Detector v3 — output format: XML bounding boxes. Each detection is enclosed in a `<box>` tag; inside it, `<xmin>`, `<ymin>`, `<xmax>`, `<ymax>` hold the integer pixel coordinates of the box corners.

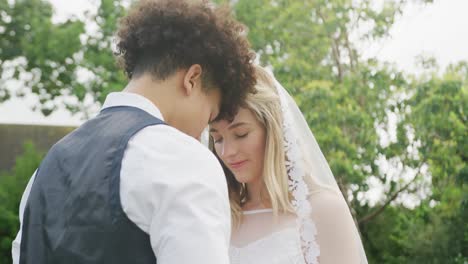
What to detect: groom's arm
<box><xmin>11</xmin><ymin>170</ymin><xmax>37</xmax><ymax>264</ymax></box>
<box><xmin>120</xmin><ymin>125</ymin><xmax>231</xmax><ymax>264</ymax></box>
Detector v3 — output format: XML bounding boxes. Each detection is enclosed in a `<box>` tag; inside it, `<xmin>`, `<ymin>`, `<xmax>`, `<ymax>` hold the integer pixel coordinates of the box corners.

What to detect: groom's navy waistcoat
<box><xmin>19</xmin><ymin>106</ymin><xmax>164</xmax><ymax>264</ymax></box>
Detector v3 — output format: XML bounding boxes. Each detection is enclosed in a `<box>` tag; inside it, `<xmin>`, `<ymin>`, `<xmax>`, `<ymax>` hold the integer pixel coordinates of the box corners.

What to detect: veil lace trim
<box><xmin>274</xmin><ymin>80</ymin><xmax>320</xmax><ymax>264</ymax></box>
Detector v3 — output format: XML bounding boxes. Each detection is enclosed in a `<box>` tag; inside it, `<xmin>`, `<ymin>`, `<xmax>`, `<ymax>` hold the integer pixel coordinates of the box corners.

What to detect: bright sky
<box><xmin>0</xmin><ymin>0</ymin><xmax>467</xmax><ymax>126</ymax></box>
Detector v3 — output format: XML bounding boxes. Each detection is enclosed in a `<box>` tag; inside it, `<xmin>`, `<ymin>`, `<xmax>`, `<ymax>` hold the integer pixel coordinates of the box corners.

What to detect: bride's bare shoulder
<box><xmin>307</xmin><ymin>189</ymin><xmax>362</xmax><ymax>263</ymax></box>
<box><xmin>307</xmin><ymin>189</ymin><xmax>352</xmax><ymax>220</ymax></box>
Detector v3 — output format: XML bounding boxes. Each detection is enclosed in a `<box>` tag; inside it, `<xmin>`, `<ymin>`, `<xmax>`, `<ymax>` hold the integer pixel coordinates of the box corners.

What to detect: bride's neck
<box><xmin>243</xmin><ymin>178</ymin><xmax>271</xmax><ymax>210</ymax></box>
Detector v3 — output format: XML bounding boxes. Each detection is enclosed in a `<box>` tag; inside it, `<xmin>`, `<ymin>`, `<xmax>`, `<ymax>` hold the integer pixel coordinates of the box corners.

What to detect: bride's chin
<box><xmin>233</xmin><ymin>174</ymin><xmax>250</xmax><ymax>184</ymax></box>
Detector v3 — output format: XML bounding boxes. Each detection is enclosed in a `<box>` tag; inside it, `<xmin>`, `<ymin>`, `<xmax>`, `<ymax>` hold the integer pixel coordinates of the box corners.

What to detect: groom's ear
<box><xmin>183</xmin><ymin>64</ymin><xmax>203</xmax><ymax>96</ymax></box>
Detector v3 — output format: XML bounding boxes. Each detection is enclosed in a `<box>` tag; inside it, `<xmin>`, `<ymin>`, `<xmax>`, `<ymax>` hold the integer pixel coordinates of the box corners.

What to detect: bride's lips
<box><xmin>229</xmin><ymin>160</ymin><xmax>248</xmax><ymax>170</ymax></box>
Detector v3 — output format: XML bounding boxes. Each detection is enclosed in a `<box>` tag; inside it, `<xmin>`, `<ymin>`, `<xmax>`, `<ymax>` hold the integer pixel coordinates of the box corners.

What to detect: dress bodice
<box><xmin>229</xmin><ymin>227</ymin><xmax>306</xmax><ymax>264</ymax></box>
<box><xmin>229</xmin><ymin>209</ymin><xmax>306</xmax><ymax>264</ymax></box>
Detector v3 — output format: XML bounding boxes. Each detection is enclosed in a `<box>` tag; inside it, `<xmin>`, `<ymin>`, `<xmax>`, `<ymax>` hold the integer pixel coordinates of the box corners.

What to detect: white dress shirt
<box><xmin>12</xmin><ymin>92</ymin><xmax>231</xmax><ymax>264</ymax></box>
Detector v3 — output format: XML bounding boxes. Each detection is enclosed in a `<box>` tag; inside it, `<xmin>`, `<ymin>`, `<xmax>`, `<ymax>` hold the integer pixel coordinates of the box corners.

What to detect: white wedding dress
<box><xmin>228</xmin><ymin>190</ymin><xmax>368</xmax><ymax>264</ymax></box>
<box><xmin>229</xmin><ymin>209</ymin><xmax>306</xmax><ymax>264</ymax></box>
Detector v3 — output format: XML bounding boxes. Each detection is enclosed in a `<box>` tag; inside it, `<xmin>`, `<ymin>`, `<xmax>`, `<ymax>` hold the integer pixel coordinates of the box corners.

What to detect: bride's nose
<box><xmin>220</xmin><ymin>140</ymin><xmax>237</xmax><ymax>158</ymax></box>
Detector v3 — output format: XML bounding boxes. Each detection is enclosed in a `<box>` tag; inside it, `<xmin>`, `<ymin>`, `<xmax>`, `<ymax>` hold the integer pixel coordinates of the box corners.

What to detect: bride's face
<box><xmin>209</xmin><ymin>107</ymin><xmax>266</xmax><ymax>184</ymax></box>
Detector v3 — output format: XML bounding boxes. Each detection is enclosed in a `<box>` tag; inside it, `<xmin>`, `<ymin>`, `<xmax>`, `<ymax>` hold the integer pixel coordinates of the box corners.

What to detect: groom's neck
<box><xmin>123</xmin><ymin>73</ymin><xmax>183</xmax><ymax>124</ymax></box>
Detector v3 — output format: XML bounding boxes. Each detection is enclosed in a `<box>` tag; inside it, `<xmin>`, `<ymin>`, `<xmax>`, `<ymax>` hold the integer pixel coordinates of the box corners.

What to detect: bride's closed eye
<box><xmin>211</xmin><ymin>132</ymin><xmax>249</xmax><ymax>144</ymax></box>
<box><xmin>236</xmin><ymin>133</ymin><xmax>249</xmax><ymax>139</ymax></box>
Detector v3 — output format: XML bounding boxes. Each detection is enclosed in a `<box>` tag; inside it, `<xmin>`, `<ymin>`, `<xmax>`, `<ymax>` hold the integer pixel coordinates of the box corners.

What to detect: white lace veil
<box><xmin>270</xmin><ymin>71</ymin><xmax>368</xmax><ymax>264</ymax></box>
<box><xmin>202</xmin><ymin>69</ymin><xmax>368</xmax><ymax>264</ymax></box>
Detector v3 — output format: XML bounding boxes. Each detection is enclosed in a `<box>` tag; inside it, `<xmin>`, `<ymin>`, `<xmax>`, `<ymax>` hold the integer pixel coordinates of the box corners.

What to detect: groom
<box><xmin>12</xmin><ymin>0</ymin><xmax>256</xmax><ymax>263</ymax></box>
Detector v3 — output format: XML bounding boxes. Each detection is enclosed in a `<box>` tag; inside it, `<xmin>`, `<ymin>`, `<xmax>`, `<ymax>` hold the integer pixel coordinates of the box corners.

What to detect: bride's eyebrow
<box><xmin>227</xmin><ymin>122</ymin><xmax>248</xmax><ymax>130</ymax></box>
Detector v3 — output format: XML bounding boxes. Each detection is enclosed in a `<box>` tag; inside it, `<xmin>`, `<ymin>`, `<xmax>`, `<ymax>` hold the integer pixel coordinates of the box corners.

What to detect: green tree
<box><xmin>358</xmin><ymin>62</ymin><xmax>467</xmax><ymax>263</ymax></box>
<box><xmin>67</xmin><ymin>0</ymin><xmax>127</xmax><ymax>115</ymax></box>
<box><xmin>406</xmin><ymin>63</ymin><xmax>467</xmax><ymax>263</ymax></box>
<box><xmin>0</xmin><ymin>0</ymin><xmax>85</xmax><ymax>115</ymax></box>
<box><xmin>0</xmin><ymin>0</ymin><xmax>126</xmax><ymax>116</ymax></box>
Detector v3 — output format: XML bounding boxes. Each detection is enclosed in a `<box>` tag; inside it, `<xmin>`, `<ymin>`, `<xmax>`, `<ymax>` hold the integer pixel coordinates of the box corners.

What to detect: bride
<box><xmin>208</xmin><ymin>65</ymin><xmax>368</xmax><ymax>264</ymax></box>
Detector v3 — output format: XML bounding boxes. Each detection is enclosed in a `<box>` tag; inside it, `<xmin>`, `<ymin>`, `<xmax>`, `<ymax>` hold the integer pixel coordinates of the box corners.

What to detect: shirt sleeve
<box><xmin>120</xmin><ymin>125</ymin><xmax>231</xmax><ymax>264</ymax></box>
<box><xmin>12</xmin><ymin>170</ymin><xmax>37</xmax><ymax>264</ymax></box>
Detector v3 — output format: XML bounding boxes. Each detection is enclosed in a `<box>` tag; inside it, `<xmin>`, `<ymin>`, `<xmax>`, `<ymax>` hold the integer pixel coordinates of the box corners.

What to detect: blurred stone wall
<box><xmin>0</xmin><ymin>124</ymin><xmax>76</xmax><ymax>172</ymax></box>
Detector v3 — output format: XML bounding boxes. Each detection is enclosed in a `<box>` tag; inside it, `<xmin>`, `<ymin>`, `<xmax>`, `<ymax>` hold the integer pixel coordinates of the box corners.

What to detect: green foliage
<box><xmin>359</xmin><ymin>64</ymin><xmax>468</xmax><ymax>263</ymax></box>
<box><xmin>0</xmin><ymin>142</ymin><xmax>43</xmax><ymax>263</ymax></box>
<box><xmin>73</xmin><ymin>0</ymin><xmax>127</xmax><ymax>107</ymax></box>
<box><xmin>362</xmin><ymin>192</ymin><xmax>467</xmax><ymax>263</ymax></box>
<box><xmin>0</xmin><ymin>0</ymin><xmax>85</xmax><ymax>115</ymax></box>
<box><xmin>0</xmin><ymin>0</ymin><xmax>126</xmax><ymax>116</ymax></box>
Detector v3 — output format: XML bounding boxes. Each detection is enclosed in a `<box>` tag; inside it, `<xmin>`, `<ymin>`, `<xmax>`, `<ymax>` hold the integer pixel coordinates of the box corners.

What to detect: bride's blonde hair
<box><xmin>211</xmin><ymin>65</ymin><xmax>294</xmax><ymax>226</ymax></box>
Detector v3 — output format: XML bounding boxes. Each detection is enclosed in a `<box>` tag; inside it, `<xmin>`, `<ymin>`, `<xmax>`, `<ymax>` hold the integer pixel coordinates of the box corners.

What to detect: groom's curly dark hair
<box><xmin>115</xmin><ymin>0</ymin><xmax>257</xmax><ymax>121</ymax></box>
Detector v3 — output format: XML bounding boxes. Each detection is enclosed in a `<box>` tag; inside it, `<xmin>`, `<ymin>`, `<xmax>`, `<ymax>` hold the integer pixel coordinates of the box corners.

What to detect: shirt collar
<box><xmin>101</xmin><ymin>92</ymin><xmax>165</xmax><ymax>121</ymax></box>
